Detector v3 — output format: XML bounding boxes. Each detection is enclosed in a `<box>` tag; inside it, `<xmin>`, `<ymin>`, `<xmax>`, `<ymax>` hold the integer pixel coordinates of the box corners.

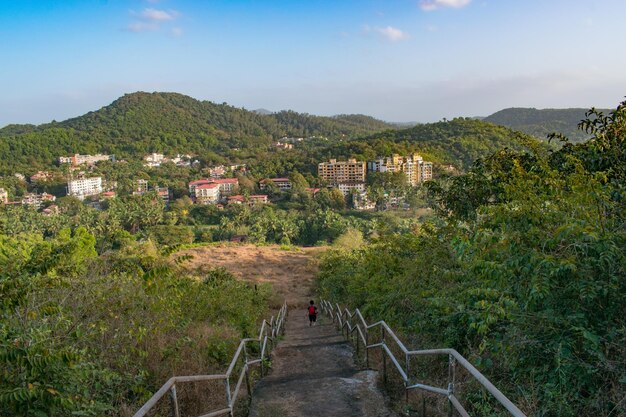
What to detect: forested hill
<box><xmin>484</xmin><ymin>107</ymin><xmax>612</xmax><ymax>143</ymax></box>
<box><xmin>330</xmin><ymin>117</ymin><xmax>542</xmax><ymax>170</ymax></box>
<box><xmin>0</xmin><ymin>92</ymin><xmax>394</xmax><ymax>172</ymax></box>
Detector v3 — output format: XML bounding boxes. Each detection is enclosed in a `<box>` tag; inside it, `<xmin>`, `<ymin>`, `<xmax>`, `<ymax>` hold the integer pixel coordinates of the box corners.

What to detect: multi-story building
<box><xmin>67</xmin><ymin>177</ymin><xmax>103</xmax><ymax>200</ymax></box>
<box><xmin>134</xmin><ymin>179</ymin><xmax>149</xmax><ymax>195</ymax></box>
<box><xmin>211</xmin><ymin>178</ymin><xmax>238</xmax><ymax>196</ymax></box>
<box><xmin>21</xmin><ymin>192</ymin><xmax>56</xmax><ymax>208</ymax></box>
<box><xmin>318</xmin><ymin>159</ymin><xmax>366</xmax><ymax>184</ymax></box>
<box><xmin>59</xmin><ymin>154</ymin><xmax>113</xmax><ymax>166</ymax></box>
<box><xmin>155</xmin><ymin>187</ymin><xmax>170</xmax><ymax>203</ymax></box>
<box><xmin>368</xmin><ymin>153</ymin><xmax>433</xmax><ymax>185</ymax></box>
<box><xmin>0</xmin><ymin>188</ymin><xmax>8</xmax><ymax>204</ymax></box>
<box><xmin>195</xmin><ymin>183</ymin><xmax>220</xmax><ymax>204</ymax></box>
<box><xmin>337</xmin><ymin>182</ymin><xmax>366</xmax><ymax>196</ymax></box>
<box><xmin>189</xmin><ymin>178</ymin><xmax>239</xmax><ymax>202</ymax></box>
<box><xmin>259</xmin><ymin>178</ymin><xmax>292</xmax><ymax>191</ymax></box>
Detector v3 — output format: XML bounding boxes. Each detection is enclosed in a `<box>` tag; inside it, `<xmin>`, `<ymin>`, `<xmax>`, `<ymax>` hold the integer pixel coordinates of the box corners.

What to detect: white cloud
<box><xmin>127</xmin><ymin>8</ymin><xmax>181</xmax><ymax>34</ymax></box>
<box><xmin>139</xmin><ymin>8</ymin><xmax>179</xmax><ymax>22</ymax></box>
<box><xmin>127</xmin><ymin>21</ymin><xmax>158</xmax><ymax>32</ymax></box>
<box><xmin>419</xmin><ymin>0</ymin><xmax>471</xmax><ymax>11</ymax></box>
<box><xmin>367</xmin><ymin>26</ymin><xmax>409</xmax><ymax>42</ymax></box>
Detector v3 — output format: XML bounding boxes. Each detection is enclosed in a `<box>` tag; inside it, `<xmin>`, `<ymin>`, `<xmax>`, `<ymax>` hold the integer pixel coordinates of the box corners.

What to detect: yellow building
<box><xmin>318</xmin><ymin>158</ymin><xmax>366</xmax><ymax>184</ymax></box>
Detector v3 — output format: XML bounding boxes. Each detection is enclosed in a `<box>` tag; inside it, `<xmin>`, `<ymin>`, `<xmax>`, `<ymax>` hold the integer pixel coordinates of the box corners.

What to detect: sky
<box><xmin>1</xmin><ymin>0</ymin><xmax>625</xmax><ymax>126</ymax></box>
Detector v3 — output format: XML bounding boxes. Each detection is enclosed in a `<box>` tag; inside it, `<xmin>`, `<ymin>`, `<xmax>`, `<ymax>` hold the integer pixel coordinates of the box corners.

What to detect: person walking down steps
<box><xmin>307</xmin><ymin>300</ymin><xmax>318</xmax><ymax>326</ymax></box>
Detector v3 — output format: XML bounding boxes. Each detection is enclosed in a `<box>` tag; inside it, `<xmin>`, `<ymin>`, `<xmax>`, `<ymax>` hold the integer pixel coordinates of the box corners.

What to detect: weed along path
<box><xmin>249</xmin><ymin>313</ymin><xmax>398</xmax><ymax>417</ymax></box>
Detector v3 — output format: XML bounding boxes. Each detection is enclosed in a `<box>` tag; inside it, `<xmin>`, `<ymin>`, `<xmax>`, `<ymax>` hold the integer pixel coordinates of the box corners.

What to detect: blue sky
<box><xmin>1</xmin><ymin>0</ymin><xmax>625</xmax><ymax>126</ymax></box>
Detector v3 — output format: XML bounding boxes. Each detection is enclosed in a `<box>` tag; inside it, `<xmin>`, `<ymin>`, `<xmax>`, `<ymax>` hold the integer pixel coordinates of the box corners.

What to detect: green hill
<box><xmin>484</xmin><ymin>107</ymin><xmax>612</xmax><ymax>143</ymax></box>
<box><xmin>324</xmin><ymin>117</ymin><xmax>542</xmax><ymax>170</ymax></box>
<box><xmin>0</xmin><ymin>92</ymin><xmax>393</xmax><ymax>173</ymax></box>
<box><xmin>0</xmin><ymin>93</ymin><xmax>547</xmax><ymax>176</ymax></box>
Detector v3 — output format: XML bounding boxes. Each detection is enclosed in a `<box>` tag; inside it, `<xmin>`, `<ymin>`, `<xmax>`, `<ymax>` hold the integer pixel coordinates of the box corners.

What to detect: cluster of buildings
<box><xmin>188</xmin><ymin>177</ymin><xmax>269</xmax><ymax>207</ymax></box>
<box><xmin>367</xmin><ymin>153</ymin><xmax>433</xmax><ymax>186</ymax></box>
<box><xmin>317</xmin><ymin>153</ymin><xmax>433</xmax><ymax>197</ymax></box>
<box><xmin>58</xmin><ymin>154</ymin><xmax>115</xmax><ymax>166</ymax></box>
<box><xmin>143</xmin><ymin>153</ymin><xmax>197</xmax><ymax>168</ymax></box>
<box><xmin>134</xmin><ymin>179</ymin><xmax>170</xmax><ymax>203</ymax></box>
<box><xmin>0</xmin><ymin>187</ymin><xmax>57</xmax><ymax>209</ymax></box>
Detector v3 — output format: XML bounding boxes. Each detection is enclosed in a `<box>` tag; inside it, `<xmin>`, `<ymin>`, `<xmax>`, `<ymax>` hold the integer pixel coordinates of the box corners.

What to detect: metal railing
<box><xmin>133</xmin><ymin>302</ymin><xmax>287</xmax><ymax>417</ymax></box>
<box><xmin>320</xmin><ymin>300</ymin><xmax>526</xmax><ymax>417</ymax></box>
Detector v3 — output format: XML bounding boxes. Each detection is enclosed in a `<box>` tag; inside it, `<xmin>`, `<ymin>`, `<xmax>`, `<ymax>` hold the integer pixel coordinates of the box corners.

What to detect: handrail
<box><xmin>133</xmin><ymin>302</ymin><xmax>287</xmax><ymax>417</ymax></box>
<box><xmin>320</xmin><ymin>300</ymin><xmax>526</xmax><ymax>417</ymax></box>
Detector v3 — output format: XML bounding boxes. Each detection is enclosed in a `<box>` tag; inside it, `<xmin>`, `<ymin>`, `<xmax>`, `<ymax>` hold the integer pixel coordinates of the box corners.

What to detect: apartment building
<box><xmin>195</xmin><ymin>183</ymin><xmax>220</xmax><ymax>204</ymax></box>
<box><xmin>368</xmin><ymin>153</ymin><xmax>433</xmax><ymax>186</ymax></box>
<box><xmin>59</xmin><ymin>154</ymin><xmax>113</xmax><ymax>166</ymax></box>
<box><xmin>67</xmin><ymin>177</ymin><xmax>103</xmax><ymax>199</ymax></box>
<box><xmin>318</xmin><ymin>159</ymin><xmax>366</xmax><ymax>184</ymax></box>
<box><xmin>0</xmin><ymin>188</ymin><xmax>8</xmax><ymax>204</ymax></box>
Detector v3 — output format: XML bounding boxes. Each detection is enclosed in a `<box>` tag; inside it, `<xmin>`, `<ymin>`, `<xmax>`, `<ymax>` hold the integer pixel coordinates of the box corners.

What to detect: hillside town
<box><xmin>0</xmin><ymin>150</ymin><xmax>434</xmax><ymax>211</ymax></box>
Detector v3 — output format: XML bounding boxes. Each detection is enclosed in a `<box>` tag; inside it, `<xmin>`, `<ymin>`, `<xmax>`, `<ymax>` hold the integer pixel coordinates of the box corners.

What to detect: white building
<box><xmin>21</xmin><ymin>192</ymin><xmax>56</xmax><ymax>208</ymax></box>
<box><xmin>67</xmin><ymin>177</ymin><xmax>103</xmax><ymax>200</ymax></box>
<box><xmin>337</xmin><ymin>182</ymin><xmax>366</xmax><ymax>196</ymax></box>
<box><xmin>195</xmin><ymin>183</ymin><xmax>220</xmax><ymax>204</ymax></box>
<box><xmin>0</xmin><ymin>188</ymin><xmax>8</xmax><ymax>204</ymax></box>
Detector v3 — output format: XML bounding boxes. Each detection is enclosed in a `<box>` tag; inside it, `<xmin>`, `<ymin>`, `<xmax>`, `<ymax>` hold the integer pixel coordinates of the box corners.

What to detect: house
<box><xmin>249</xmin><ymin>194</ymin><xmax>268</xmax><ymax>204</ymax></box>
<box><xmin>227</xmin><ymin>195</ymin><xmax>246</xmax><ymax>205</ymax></box>
<box><xmin>101</xmin><ymin>191</ymin><xmax>116</xmax><ymax>199</ymax></box>
<box><xmin>305</xmin><ymin>187</ymin><xmax>321</xmax><ymax>196</ymax></box>
<box><xmin>42</xmin><ymin>204</ymin><xmax>59</xmax><ymax>216</ymax></box>
<box><xmin>30</xmin><ymin>171</ymin><xmax>54</xmax><ymax>183</ymax></box>
<box><xmin>259</xmin><ymin>178</ymin><xmax>292</xmax><ymax>191</ymax></box>
<box><xmin>0</xmin><ymin>188</ymin><xmax>7</xmax><ymax>204</ymax></box>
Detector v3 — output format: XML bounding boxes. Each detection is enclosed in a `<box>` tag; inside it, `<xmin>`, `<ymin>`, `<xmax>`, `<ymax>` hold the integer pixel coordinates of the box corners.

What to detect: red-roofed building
<box><xmin>249</xmin><ymin>194</ymin><xmax>269</xmax><ymax>204</ymax></box>
<box><xmin>195</xmin><ymin>183</ymin><xmax>220</xmax><ymax>204</ymax></box>
<box><xmin>305</xmin><ymin>187</ymin><xmax>321</xmax><ymax>195</ymax></box>
<box><xmin>259</xmin><ymin>178</ymin><xmax>291</xmax><ymax>191</ymax></box>
<box><xmin>189</xmin><ymin>177</ymin><xmax>239</xmax><ymax>202</ymax></box>
<box><xmin>227</xmin><ymin>195</ymin><xmax>246</xmax><ymax>205</ymax></box>
<box><xmin>101</xmin><ymin>191</ymin><xmax>116</xmax><ymax>199</ymax></box>
<box><xmin>210</xmin><ymin>178</ymin><xmax>239</xmax><ymax>195</ymax></box>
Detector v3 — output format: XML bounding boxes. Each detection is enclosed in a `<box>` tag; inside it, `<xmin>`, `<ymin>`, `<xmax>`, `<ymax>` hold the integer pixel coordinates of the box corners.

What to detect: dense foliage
<box><xmin>0</xmin><ymin>207</ymin><xmax>274</xmax><ymax>416</ymax></box>
<box><xmin>484</xmin><ymin>107</ymin><xmax>611</xmax><ymax>143</ymax></box>
<box><xmin>318</xmin><ymin>103</ymin><xmax>626</xmax><ymax>416</ymax></box>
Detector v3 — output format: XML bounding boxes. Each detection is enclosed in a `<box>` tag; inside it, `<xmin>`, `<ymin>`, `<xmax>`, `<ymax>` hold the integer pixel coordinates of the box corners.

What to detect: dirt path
<box><xmin>178</xmin><ymin>244</ymin><xmax>325</xmax><ymax>307</ymax></box>
<box><xmin>249</xmin><ymin>313</ymin><xmax>398</xmax><ymax>417</ymax></box>
<box><xmin>177</xmin><ymin>244</ymin><xmax>397</xmax><ymax>416</ymax></box>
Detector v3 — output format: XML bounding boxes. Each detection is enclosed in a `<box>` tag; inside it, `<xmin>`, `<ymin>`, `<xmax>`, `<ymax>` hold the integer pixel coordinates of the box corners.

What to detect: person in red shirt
<box><xmin>307</xmin><ymin>300</ymin><xmax>318</xmax><ymax>326</ymax></box>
